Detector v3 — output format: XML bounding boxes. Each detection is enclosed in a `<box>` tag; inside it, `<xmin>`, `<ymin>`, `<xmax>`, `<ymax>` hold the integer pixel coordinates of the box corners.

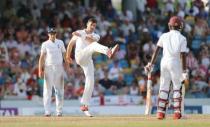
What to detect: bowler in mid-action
<box><xmin>66</xmin><ymin>18</ymin><xmax>119</xmax><ymax>117</ymax></box>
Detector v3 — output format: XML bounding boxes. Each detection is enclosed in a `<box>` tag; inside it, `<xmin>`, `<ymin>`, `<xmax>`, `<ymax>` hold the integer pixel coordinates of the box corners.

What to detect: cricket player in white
<box><xmin>66</xmin><ymin>18</ymin><xmax>119</xmax><ymax>117</ymax></box>
<box><xmin>38</xmin><ymin>27</ymin><xmax>67</xmax><ymax>117</ymax></box>
<box><xmin>145</xmin><ymin>16</ymin><xmax>189</xmax><ymax>120</ymax></box>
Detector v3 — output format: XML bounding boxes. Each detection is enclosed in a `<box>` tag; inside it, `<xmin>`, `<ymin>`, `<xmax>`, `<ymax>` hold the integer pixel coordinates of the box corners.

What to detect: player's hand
<box><xmin>144</xmin><ymin>62</ymin><xmax>154</xmax><ymax>74</ymax></box>
<box><xmin>182</xmin><ymin>70</ymin><xmax>189</xmax><ymax>80</ymax></box>
<box><xmin>38</xmin><ymin>69</ymin><xmax>44</xmax><ymax>78</ymax></box>
<box><xmin>64</xmin><ymin>63</ymin><xmax>73</xmax><ymax>75</ymax></box>
<box><xmin>66</xmin><ymin>55</ymin><xmax>73</xmax><ymax>64</ymax></box>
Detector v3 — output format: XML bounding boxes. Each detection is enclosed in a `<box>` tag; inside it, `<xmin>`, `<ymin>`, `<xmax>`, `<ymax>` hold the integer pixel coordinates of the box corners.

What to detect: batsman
<box><xmin>145</xmin><ymin>16</ymin><xmax>189</xmax><ymax>120</ymax></box>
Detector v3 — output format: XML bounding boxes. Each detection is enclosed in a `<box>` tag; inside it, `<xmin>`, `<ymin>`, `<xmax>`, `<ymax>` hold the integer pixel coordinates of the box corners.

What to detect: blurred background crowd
<box><xmin>0</xmin><ymin>0</ymin><xmax>209</xmax><ymax>101</ymax></box>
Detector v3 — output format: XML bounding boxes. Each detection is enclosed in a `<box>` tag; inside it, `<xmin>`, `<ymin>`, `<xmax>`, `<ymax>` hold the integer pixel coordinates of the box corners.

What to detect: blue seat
<box><xmin>120</xmin><ymin>44</ymin><xmax>126</xmax><ymax>51</ymax></box>
<box><xmin>93</xmin><ymin>54</ymin><xmax>103</xmax><ymax>64</ymax></box>
<box><xmin>194</xmin><ymin>35</ymin><xmax>202</xmax><ymax>40</ymax></box>
<box><xmin>206</xmin><ymin>35</ymin><xmax>210</xmax><ymax>40</ymax></box>
<box><xmin>124</xmin><ymin>74</ymin><xmax>134</xmax><ymax>85</ymax></box>
<box><xmin>108</xmin><ymin>62</ymin><xmax>114</xmax><ymax>69</ymax></box>
<box><xmin>191</xmin><ymin>39</ymin><xmax>201</xmax><ymax>50</ymax></box>
<box><xmin>206</xmin><ymin>35</ymin><xmax>210</xmax><ymax>45</ymax></box>
<box><xmin>119</xmin><ymin>59</ymin><xmax>129</xmax><ymax>68</ymax></box>
<box><xmin>191</xmin><ymin>39</ymin><xmax>202</xmax><ymax>54</ymax></box>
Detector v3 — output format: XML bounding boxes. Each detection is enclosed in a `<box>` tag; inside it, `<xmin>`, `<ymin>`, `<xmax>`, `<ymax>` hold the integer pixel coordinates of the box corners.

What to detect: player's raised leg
<box><xmin>76</xmin><ymin>42</ymin><xmax>119</xmax><ymax>65</ymax></box>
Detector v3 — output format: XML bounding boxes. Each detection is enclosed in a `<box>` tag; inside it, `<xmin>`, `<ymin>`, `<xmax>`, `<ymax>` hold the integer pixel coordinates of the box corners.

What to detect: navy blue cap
<box><xmin>47</xmin><ymin>27</ymin><xmax>57</xmax><ymax>33</ymax></box>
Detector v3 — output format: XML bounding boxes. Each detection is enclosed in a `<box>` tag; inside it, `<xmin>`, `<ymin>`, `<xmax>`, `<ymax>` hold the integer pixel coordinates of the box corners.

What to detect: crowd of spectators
<box><xmin>0</xmin><ymin>0</ymin><xmax>209</xmax><ymax>102</ymax></box>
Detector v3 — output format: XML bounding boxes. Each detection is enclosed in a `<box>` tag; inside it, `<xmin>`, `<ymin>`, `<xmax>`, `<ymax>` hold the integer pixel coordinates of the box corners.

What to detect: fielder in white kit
<box><xmin>145</xmin><ymin>16</ymin><xmax>189</xmax><ymax>120</ymax></box>
<box><xmin>66</xmin><ymin>18</ymin><xmax>119</xmax><ymax>117</ymax></box>
<box><xmin>38</xmin><ymin>27</ymin><xmax>67</xmax><ymax>117</ymax></box>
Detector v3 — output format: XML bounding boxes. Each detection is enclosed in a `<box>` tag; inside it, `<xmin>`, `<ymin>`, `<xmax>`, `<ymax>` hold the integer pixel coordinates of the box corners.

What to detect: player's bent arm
<box><xmin>150</xmin><ymin>46</ymin><xmax>161</xmax><ymax>64</ymax></box>
<box><xmin>67</xmin><ymin>35</ymin><xmax>77</xmax><ymax>55</ymax></box>
<box><xmin>145</xmin><ymin>46</ymin><xmax>161</xmax><ymax>73</ymax></box>
<box><xmin>66</xmin><ymin>36</ymin><xmax>77</xmax><ymax>62</ymax></box>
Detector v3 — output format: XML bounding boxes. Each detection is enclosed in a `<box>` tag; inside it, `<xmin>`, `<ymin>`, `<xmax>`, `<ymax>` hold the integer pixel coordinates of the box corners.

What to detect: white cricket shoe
<box><xmin>57</xmin><ymin>112</ymin><xmax>62</xmax><ymax>117</ymax></box>
<box><xmin>80</xmin><ymin>105</ymin><xmax>93</xmax><ymax>117</ymax></box>
<box><xmin>44</xmin><ymin>114</ymin><xmax>51</xmax><ymax>117</ymax></box>
<box><xmin>107</xmin><ymin>44</ymin><xmax>119</xmax><ymax>59</ymax></box>
<box><xmin>84</xmin><ymin>111</ymin><xmax>93</xmax><ymax>117</ymax></box>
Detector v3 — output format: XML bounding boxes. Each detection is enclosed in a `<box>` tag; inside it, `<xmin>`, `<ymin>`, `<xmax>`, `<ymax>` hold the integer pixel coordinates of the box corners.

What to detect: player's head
<box><xmin>86</xmin><ymin>18</ymin><xmax>97</xmax><ymax>32</ymax></box>
<box><xmin>168</xmin><ymin>16</ymin><xmax>183</xmax><ymax>31</ymax></box>
<box><xmin>47</xmin><ymin>27</ymin><xmax>57</xmax><ymax>41</ymax></box>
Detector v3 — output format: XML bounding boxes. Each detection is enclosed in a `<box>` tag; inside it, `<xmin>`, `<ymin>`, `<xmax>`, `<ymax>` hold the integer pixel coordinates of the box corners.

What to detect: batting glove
<box><xmin>144</xmin><ymin>62</ymin><xmax>154</xmax><ymax>74</ymax></box>
<box><xmin>182</xmin><ymin>70</ymin><xmax>189</xmax><ymax>80</ymax></box>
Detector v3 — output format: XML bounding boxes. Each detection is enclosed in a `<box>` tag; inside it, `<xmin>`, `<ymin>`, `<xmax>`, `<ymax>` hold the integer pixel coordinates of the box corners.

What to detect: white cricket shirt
<box><xmin>41</xmin><ymin>39</ymin><xmax>66</xmax><ymax>66</ymax></box>
<box><xmin>157</xmin><ymin>30</ymin><xmax>189</xmax><ymax>60</ymax></box>
<box><xmin>74</xmin><ymin>29</ymin><xmax>100</xmax><ymax>55</ymax></box>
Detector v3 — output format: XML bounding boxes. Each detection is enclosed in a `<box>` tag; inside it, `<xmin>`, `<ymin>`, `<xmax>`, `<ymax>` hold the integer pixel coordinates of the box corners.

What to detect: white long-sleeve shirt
<box><xmin>74</xmin><ymin>29</ymin><xmax>100</xmax><ymax>55</ymax></box>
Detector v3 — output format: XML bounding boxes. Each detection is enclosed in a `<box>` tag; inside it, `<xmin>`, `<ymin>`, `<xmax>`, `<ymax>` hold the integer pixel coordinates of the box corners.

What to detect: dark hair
<box><xmin>87</xmin><ymin>18</ymin><xmax>97</xmax><ymax>23</ymax></box>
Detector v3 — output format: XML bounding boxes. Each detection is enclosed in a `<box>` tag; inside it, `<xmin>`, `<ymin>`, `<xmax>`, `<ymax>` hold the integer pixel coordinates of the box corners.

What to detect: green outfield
<box><xmin>0</xmin><ymin>115</ymin><xmax>210</xmax><ymax>127</ymax></box>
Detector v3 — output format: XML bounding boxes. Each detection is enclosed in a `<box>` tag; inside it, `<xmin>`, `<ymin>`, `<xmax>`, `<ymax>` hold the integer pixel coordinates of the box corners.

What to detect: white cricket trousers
<box><xmin>43</xmin><ymin>65</ymin><xmax>64</xmax><ymax>114</ymax></box>
<box><xmin>75</xmin><ymin>42</ymin><xmax>109</xmax><ymax>105</ymax></box>
<box><xmin>158</xmin><ymin>59</ymin><xmax>182</xmax><ymax>113</ymax></box>
<box><xmin>159</xmin><ymin>59</ymin><xmax>182</xmax><ymax>92</ymax></box>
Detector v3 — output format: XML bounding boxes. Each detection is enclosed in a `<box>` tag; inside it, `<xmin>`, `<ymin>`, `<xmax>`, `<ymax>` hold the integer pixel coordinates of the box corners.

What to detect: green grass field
<box><xmin>1</xmin><ymin>115</ymin><xmax>210</xmax><ymax>127</ymax></box>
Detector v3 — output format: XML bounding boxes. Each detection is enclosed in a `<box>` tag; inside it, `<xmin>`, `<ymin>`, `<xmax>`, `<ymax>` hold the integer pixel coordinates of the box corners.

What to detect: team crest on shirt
<box><xmin>57</xmin><ymin>44</ymin><xmax>60</xmax><ymax>48</ymax></box>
